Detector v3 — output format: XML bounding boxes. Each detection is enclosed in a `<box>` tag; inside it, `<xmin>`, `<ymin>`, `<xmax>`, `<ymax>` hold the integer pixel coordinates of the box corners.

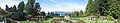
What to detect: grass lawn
<box><xmin>41</xmin><ymin>18</ymin><xmax>53</xmax><ymax>23</ymax></box>
<box><xmin>41</xmin><ymin>17</ymin><xmax>114</xmax><ymax>23</ymax></box>
<box><xmin>24</xmin><ymin>17</ymin><xmax>114</xmax><ymax>23</ymax></box>
<box><xmin>98</xmin><ymin>20</ymin><xmax>113</xmax><ymax>23</ymax></box>
<box><xmin>116</xmin><ymin>20</ymin><xmax>120</xmax><ymax>23</ymax></box>
<box><xmin>84</xmin><ymin>20</ymin><xmax>94</xmax><ymax>23</ymax></box>
<box><xmin>41</xmin><ymin>21</ymin><xmax>50</xmax><ymax>23</ymax></box>
<box><xmin>19</xmin><ymin>21</ymin><xmax>35</xmax><ymax>23</ymax></box>
<box><xmin>83</xmin><ymin>19</ymin><xmax>114</xmax><ymax>23</ymax></box>
<box><xmin>41</xmin><ymin>20</ymin><xmax>113</xmax><ymax>23</ymax></box>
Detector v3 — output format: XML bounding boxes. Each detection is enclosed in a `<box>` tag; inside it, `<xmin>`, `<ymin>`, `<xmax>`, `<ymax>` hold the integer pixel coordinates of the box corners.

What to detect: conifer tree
<box><xmin>24</xmin><ymin>0</ymin><xmax>40</xmax><ymax>16</ymax></box>
<box><xmin>12</xmin><ymin>5</ymin><xmax>17</xmax><ymax>12</ymax></box>
<box><xmin>5</xmin><ymin>4</ymin><xmax>9</xmax><ymax>11</ymax></box>
<box><xmin>80</xmin><ymin>10</ymin><xmax>83</xmax><ymax>16</ymax></box>
<box><xmin>18</xmin><ymin>1</ymin><xmax>25</xmax><ymax>12</ymax></box>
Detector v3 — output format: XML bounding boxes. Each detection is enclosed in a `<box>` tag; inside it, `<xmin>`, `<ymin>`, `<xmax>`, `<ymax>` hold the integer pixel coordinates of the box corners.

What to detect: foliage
<box><xmin>108</xmin><ymin>0</ymin><xmax>120</xmax><ymax>19</ymax></box>
<box><xmin>79</xmin><ymin>10</ymin><xmax>83</xmax><ymax>16</ymax></box>
<box><xmin>0</xmin><ymin>8</ymin><xmax>6</xmax><ymax>15</ymax></box>
<box><xmin>85</xmin><ymin>0</ymin><xmax>120</xmax><ymax>19</ymax></box>
<box><xmin>41</xmin><ymin>11</ymin><xmax>46</xmax><ymax>16</ymax></box>
<box><xmin>106</xmin><ymin>15</ymin><xmax>114</xmax><ymax>21</ymax></box>
<box><xmin>5</xmin><ymin>4</ymin><xmax>9</xmax><ymax>11</ymax></box>
<box><xmin>5</xmin><ymin>5</ymin><xmax>18</xmax><ymax>12</ymax></box>
<box><xmin>12</xmin><ymin>5</ymin><xmax>18</xmax><ymax>12</ymax></box>
<box><xmin>116</xmin><ymin>20</ymin><xmax>120</xmax><ymax>23</ymax></box>
<box><xmin>7</xmin><ymin>18</ymin><xmax>16</xmax><ymax>23</ymax></box>
<box><xmin>85</xmin><ymin>0</ymin><xmax>96</xmax><ymax>16</ymax></box>
<box><xmin>11</xmin><ymin>12</ymin><xmax>27</xmax><ymax>21</ymax></box>
<box><xmin>18</xmin><ymin>1</ymin><xmax>25</xmax><ymax>12</ymax></box>
<box><xmin>67</xmin><ymin>11</ymin><xmax>84</xmax><ymax>18</ymax></box>
<box><xmin>24</xmin><ymin>0</ymin><xmax>40</xmax><ymax>16</ymax></box>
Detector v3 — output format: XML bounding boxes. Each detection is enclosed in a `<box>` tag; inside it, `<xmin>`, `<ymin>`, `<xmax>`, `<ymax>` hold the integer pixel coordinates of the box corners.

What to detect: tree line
<box><xmin>0</xmin><ymin>0</ymin><xmax>44</xmax><ymax>21</ymax></box>
<box><xmin>85</xmin><ymin>0</ymin><xmax>120</xmax><ymax>20</ymax></box>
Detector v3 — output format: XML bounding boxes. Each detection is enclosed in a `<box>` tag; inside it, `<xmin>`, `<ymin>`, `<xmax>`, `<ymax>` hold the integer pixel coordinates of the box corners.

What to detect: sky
<box><xmin>0</xmin><ymin>0</ymin><xmax>88</xmax><ymax>12</ymax></box>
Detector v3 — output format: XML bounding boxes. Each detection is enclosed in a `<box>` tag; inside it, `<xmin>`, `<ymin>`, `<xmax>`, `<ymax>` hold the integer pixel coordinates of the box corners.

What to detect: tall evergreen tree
<box><xmin>86</xmin><ymin>0</ymin><xmax>119</xmax><ymax>19</ymax></box>
<box><xmin>80</xmin><ymin>10</ymin><xmax>83</xmax><ymax>16</ymax></box>
<box><xmin>97</xmin><ymin>0</ymin><xmax>109</xmax><ymax>16</ymax></box>
<box><xmin>35</xmin><ymin>3</ymin><xmax>40</xmax><ymax>9</ymax></box>
<box><xmin>24</xmin><ymin>0</ymin><xmax>39</xmax><ymax>16</ymax></box>
<box><xmin>18</xmin><ymin>1</ymin><xmax>25</xmax><ymax>12</ymax></box>
<box><xmin>85</xmin><ymin>0</ymin><xmax>109</xmax><ymax>16</ymax></box>
<box><xmin>0</xmin><ymin>8</ymin><xmax>6</xmax><ymax>15</ymax></box>
<box><xmin>85</xmin><ymin>0</ymin><xmax>95</xmax><ymax>16</ymax></box>
<box><xmin>35</xmin><ymin>3</ymin><xmax>42</xmax><ymax>14</ymax></box>
<box><xmin>12</xmin><ymin>5</ymin><xmax>17</xmax><ymax>12</ymax></box>
<box><xmin>108</xmin><ymin>0</ymin><xmax>120</xmax><ymax>19</ymax></box>
<box><xmin>5</xmin><ymin>4</ymin><xmax>9</xmax><ymax>11</ymax></box>
<box><xmin>28</xmin><ymin>0</ymin><xmax>35</xmax><ymax>7</ymax></box>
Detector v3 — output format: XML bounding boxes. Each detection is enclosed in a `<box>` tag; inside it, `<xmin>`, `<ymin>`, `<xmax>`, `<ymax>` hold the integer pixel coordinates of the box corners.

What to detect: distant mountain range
<box><xmin>51</xmin><ymin>11</ymin><xmax>71</xmax><ymax>15</ymax></box>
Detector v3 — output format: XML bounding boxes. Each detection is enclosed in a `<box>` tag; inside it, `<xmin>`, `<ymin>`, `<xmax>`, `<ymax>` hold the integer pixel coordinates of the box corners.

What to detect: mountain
<box><xmin>51</xmin><ymin>11</ymin><xmax>71</xmax><ymax>15</ymax></box>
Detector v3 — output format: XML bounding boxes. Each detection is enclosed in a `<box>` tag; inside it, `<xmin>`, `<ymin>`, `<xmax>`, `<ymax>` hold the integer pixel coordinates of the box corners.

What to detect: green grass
<box><xmin>83</xmin><ymin>18</ymin><xmax>114</xmax><ymax>23</ymax></box>
<box><xmin>116</xmin><ymin>20</ymin><xmax>120</xmax><ymax>23</ymax></box>
<box><xmin>83</xmin><ymin>19</ymin><xmax>114</xmax><ymax>23</ymax></box>
<box><xmin>84</xmin><ymin>20</ymin><xmax>94</xmax><ymax>23</ymax></box>
<box><xmin>19</xmin><ymin>21</ymin><xmax>35</xmax><ymax>23</ymax></box>
<box><xmin>41</xmin><ymin>18</ymin><xmax>53</xmax><ymax>23</ymax></box>
<box><xmin>98</xmin><ymin>20</ymin><xmax>113</xmax><ymax>23</ymax></box>
<box><xmin>20</xmin><ymin>18</ymin><xmax>113</xmax><ymax>23</ymax></box>
<box><xmin>40</xmin><ymin>18</ymin><xmax>114</xmax><ymax>23</ymax></box>
<box><xmin>41</xmin><ymin>21</ymin><xmax>50</xmax><ymax>23</ymax></box>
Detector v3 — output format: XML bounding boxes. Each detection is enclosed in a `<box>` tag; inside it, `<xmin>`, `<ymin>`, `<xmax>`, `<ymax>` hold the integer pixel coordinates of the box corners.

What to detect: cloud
<box><xmin>41</xmin><ymin>2</ymin><xmax>86</xmax><ymax>12</ymax></box>
<box><xmin>40</xmin><ymin>0</ymin><xmax>88</xmax><ymax>12</ymax></box>
<box><xmin>0</xmin><ymin>0</ymin><xmax>87</xmax><ymax>12</ymax></box>
<box><xmin>49</xmin><ymin>0</ymin><xmax>57</xmax><ymax>3</ymax></box>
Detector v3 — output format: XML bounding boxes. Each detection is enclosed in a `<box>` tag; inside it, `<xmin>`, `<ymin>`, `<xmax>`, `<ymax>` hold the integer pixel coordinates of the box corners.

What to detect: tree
<box><xmin>8</xmin><ymin>5</ymin><xmax>17</xmax><ymax>12</ymax></box>
<box><xmin>28</xmin><ymin>0</ymin><xmax>35</xmax><ymax>7</ymax></box>
<box><xmin>85</xmin><ymin>0</ymin><xmax>109</xmax><ymax>16</ymax></box>
<box><xmin>18</xmin><ymin>1</ymin><xmax>25</xmax><ymax>12</ymax></box>
<box><xmin>108</xmin><ymin>0</ymin><xmax>120</xmax><ymax>19</ymax></box>
<box><xmin>35</xmin><ymin>3</ymin><xmax>42</xmax><ymax>14</ymax></box>
<box><xmin>9</xmin><ymin>7</ymin><xmax>13</xmax><ymax>12</ymax></box>
<box><xmin>5</xmin><ymin>4</ymin><xmax>9</xmax><ymax>11</ymax></box>
<box><xmin>12</xmin><ymin>5</ymin><xmax>17</xmax><ymax>12</ymax></box>
<box><xmin>79</xmin><ymin>10</ymin><xmax>83</xmax><ymax>16</ymax></box>
<box><xmin>0</xmin><ymin>7</ymin><xmax>1</xmax><ymax>9</ymax></box>
<box><xmin>24</xmin><ymin>0</ymin><xmax>39</xmax><ymax>16</ymax></box>
<box><xmin>35</xmin><ymin>3</ymin><xmax>41</xmax><ymax>9</ymax></box>
<box><xmin>11</xmin><ymin>12</ymin><xmax>27</xmax><ymax>21</ymax></box>
<box><xmin>0</xmin><ymin>8</ymin><xmax>6</xmax><ymax>15</ymax></box>
<box><xmin>47</xmin><ymin>12</ymin><xmax>53</xmax><ymax>18</ymax></box>
<box><xmin>40</xmin><ymin>11</ymin><xmax>46</xmax><ymax>16</ymax></box>
<box><xmin>68</xmin><ymin>11</ymin><xmax>80</xmax><ymax>18</ymax></box>
<box><xmin>97</xmin><ymin>0</ymin><xmax>109</xmax><ymax>16</ymax></box>
<box><xmin>85</xmin><ymin>0</ymin><xmax>120</xmax><ymax>19</ymax></box>
<box><xmin>85</xmin><ymin>0</ymin><xmax>97</xmax><ymax>16</ymax></box>
<box><xmin>73</xmin><ymin>11</ymin><xmax>79</xmax><ymax>16</ymax></box>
